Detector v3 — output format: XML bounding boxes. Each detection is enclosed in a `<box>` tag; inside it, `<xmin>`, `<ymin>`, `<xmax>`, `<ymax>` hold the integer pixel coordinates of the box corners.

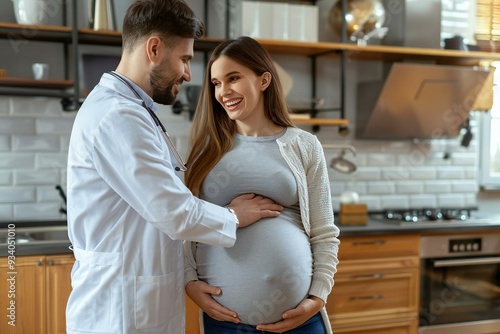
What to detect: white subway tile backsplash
<box><xmin>37</xmin><ymin>186</ymin><xmax>63</xmax><ymax>202</ymax></box>
<box><xmin>451</xmin><ymin>152</ymin><xmax>477</xmax><ymax>166</ymax></box>
<box><xmin>425</xmin><ymin>153</ymin><xmax>453</xmax><ymax>166</ymax></box>
<box><xmin>360</xmin><ymin>196</ymin><xmax>382</xmax><ymax>211</ymax></box>
<box><xmin>330</xmin><ymin>182</ymin><xmax>346</xmax><ymax>195</ymax></box>
<box><xmin>12</xmin><ymin>135</ymin><xmax>60</xmax><ymax>152</ymax></box>
<box><xmin>14</xmin><ymin>169</ymin><xmax>59</xmax><ymax>185</ymax></box>
<box><xmin>0</xmin><ymin>171</ymin><xmax>12</xmax><ymax>185</ymax></box>
<box><xmin>397</xmin><ymin>149</ymin><xmax>428</xmax><ymax>167</ymax></box>
<box><xmin>60</xmin><ymin>135</ymin><xmax>71</xmax><ymax>152</ymax></box>
<box><xmin>396</xmin><ymin>181</ymin><xmax>424</xmax><ymax>194</ymax></box>
<box><xmin>464</xmin><ymin>166</ymin><xmax>477</xmax><ymax>179</ymax></box>
<box><xmin>0</xmin><ymin>97</ymin><xmax>10</xmax><ymax>115</ymax></box>
<box><xmin>36</xmin><ymin>153</ymin><xmax>68</xmax><ymax>169</ymax></box>
<box><xmin>0</xmin><ymin>204</ymin><xmax>13</xmax><ymax>220</ymax></box>
<box><xmin>409</xmin><ymin>194</ymin><xmax>437</xmax><ymax>208</ymax></box>
<box><xmin>382</xmin><ymin>167</ymin><xmax>411</xmax><ymax>181</ymax></box>
<box><xmin>437</xmin><ymin>166</ymin><xmax>465</xmax><ymax>179</ymax></box>
<box><xmin>0</xmin><ymin>187</ymin><xmax>36</xmax><ymax>203</ymax></box>
<box><xmin>10</xmin><ymin>97</ymin><xmax>62</xmax><ymax>116</ymax></box>
<box><xmin>356</xmin><ymin>167</ymin><xmax>382</xmax><ymax>181</ymax></box>
<box><xmin>36</xmin><ymin>116</ymin><xmax>75</xmax><ymax>134</ymax></box>
<box><xmin>0</xmin><ymin>135</ymin><xmax>10</xmax><ymax>151</ymax></box>
<box><xmin>451</xmin><ymin>180</ymin><xmax>478</xmax><ymax>193</ymax></box>
<box><xmin>464</xmin><ymin>193</ymin><xmax>477</xmax><ymax>207</ymax></box>
<box><xmin>424</xmin><ymin>181</ymin><xmax>452</xmax><ymax>193</ymax></box>
<box><xmin>0</xmin><ymin>153</ymin><xmax>35</xmax><ymax>169</ymax></box>
<box><xmin>381</xmin><ymin>195</ymin><xmax>409</xmax><ymax>209</ymax></box>
<box><xmin>410</xmin><ymin>167</ymin><xmax>437</xmax><ymax>180</ymax></box>
<box><xmin>13</xmin><ymin>202</ymin><xmax>63</xmax><ymax>220</ymax></box>
<box><xmin>437</xmin><ymin>193</ymin><xmax>466</xmax><ymax>208</ymax></box>
<box><xmin>367</xmin><ymin>181</ymin><xmax>396</xmax><ymax>194</ymax></box>
<box><xmin>0</xmin><ymin>117</ymin><xmax>36</xmax><ymax>134</ymax></box>
<box><xmin>367</xmin><ymin>153</ymin><xmax>397</xmax><ymax>166</ymax></box>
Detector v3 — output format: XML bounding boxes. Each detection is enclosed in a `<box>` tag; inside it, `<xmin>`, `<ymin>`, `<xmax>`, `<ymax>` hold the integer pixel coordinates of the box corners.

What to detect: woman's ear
<box><xmin>261</xmin><ymin>72</ymin><xmax>272</xmax><ymax>91</ymax></box>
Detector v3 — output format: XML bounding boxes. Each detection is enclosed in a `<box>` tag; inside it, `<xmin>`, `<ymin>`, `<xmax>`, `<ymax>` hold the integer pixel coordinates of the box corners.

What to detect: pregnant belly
<box><xmin>196</xmin><ymin>213</ymin><xmax>312</xmax><ymax>325</ymax></box>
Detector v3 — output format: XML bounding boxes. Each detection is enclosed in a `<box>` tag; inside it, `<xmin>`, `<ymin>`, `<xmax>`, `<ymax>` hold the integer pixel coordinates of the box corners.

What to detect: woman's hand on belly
<box><xmin>255</xmin><ymin>296</ymin><xmax>324</xmax><ymax>333</ymax></box>
<box><xmin>185</xmin><ymin>280</ymin><xmax>241</xmax><ymax>324</ymax></box>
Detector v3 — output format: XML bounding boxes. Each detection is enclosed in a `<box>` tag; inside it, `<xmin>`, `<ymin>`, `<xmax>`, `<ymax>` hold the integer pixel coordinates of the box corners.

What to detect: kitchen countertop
<box><xmin>338</xmin><ymin>211</ymin><xmax>500</xmax><ymax>236</ymax></box>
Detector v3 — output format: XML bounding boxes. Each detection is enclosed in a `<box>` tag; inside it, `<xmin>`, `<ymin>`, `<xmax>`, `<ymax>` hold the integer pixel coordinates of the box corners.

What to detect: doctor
<box><xmin>65</xmin><ymin>1</ymin><xmax>283</xmax><ymax>333</ymax></box>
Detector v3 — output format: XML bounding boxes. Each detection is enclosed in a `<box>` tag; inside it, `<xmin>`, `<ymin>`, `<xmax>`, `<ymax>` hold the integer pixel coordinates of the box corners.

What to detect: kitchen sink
<box><xmin>0</xmin><ymin>225</ymin><xmax>71</xmax><ymax>256</ymax></box>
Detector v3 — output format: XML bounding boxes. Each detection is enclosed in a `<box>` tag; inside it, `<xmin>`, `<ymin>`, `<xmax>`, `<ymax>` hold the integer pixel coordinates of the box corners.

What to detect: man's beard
<box><xmin>150</xmin><ymin>66</ymin><xmax>181</xmax><ymax>105</ymax></box>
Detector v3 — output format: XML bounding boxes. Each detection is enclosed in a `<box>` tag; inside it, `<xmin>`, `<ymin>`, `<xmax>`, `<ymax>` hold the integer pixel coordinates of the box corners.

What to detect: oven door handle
<box><xmin>433</xmin><ymin>256</ymin><xmax>500</xmax><ymax>267</ymax></box>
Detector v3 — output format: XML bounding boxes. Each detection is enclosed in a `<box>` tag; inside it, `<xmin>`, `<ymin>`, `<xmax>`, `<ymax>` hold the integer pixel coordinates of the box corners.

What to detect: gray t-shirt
<box><xmin>196</xmin><ymin>128</ymin><xmax>313</xmax><ymax>325</ymax></box>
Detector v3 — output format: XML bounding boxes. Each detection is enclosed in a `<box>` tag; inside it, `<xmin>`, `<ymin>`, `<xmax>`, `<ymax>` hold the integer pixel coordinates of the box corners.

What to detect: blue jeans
<box><xmin>202</xmin><ymin>312</ymin><xmax>327</xmax><ymax>334</ymax></box>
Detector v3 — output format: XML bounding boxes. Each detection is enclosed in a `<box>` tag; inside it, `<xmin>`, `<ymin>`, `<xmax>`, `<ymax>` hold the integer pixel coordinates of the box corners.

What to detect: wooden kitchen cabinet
<box><xmin>0</xmin><ymin>253</ymin><xmax>74</xmax><ymax>334</ymax></box>
<box><xmin>45</xmin><ymin>254</ymin><xmax>74</xmax><ymax>334</ymax></box>
<box><xmin>327</xmin><ymin>234</ymin><xmax>420</xmax><ymax>334</ymax></box>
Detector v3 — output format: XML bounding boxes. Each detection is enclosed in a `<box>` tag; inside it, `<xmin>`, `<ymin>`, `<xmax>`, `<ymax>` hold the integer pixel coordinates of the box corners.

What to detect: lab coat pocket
<box><xmin>135</xmin><ymin>272</ymin><xmax>180</xmax><ymax>329</ymax></box>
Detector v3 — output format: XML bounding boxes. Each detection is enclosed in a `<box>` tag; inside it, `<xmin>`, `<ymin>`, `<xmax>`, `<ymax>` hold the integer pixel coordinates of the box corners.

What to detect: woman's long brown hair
<box><xmin>185</xmin><ymin>36</ymin><xmax>295</xmax><ymax>197</ymax></box>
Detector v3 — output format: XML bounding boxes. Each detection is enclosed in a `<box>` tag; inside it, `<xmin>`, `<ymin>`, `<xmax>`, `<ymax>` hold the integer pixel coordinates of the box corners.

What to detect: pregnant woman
<box><xmin>184</xmin><ymin>36</ymin><xmax>340</xmax><ymax>334</ymax></box>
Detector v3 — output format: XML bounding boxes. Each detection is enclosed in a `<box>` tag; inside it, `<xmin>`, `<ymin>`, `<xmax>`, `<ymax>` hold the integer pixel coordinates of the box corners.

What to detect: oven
<box><xmin>419</xmin><ymin>233</ymin><xmax>500</xmax><ymax>333</ymax></box>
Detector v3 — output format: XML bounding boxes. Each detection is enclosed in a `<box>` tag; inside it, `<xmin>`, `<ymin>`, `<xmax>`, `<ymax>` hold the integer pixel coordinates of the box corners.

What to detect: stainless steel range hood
<box><xmin>356</xmin><ymin>63</ymin><xmax>491</xmax><ymax>139</ymax></box>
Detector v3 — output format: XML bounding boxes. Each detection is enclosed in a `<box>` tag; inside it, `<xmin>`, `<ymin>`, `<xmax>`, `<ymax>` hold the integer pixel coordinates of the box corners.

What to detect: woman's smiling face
<box><xmin>211</xmin><ymin>55</ymin><xmax>269</xmax><ymax>123</ymax></box>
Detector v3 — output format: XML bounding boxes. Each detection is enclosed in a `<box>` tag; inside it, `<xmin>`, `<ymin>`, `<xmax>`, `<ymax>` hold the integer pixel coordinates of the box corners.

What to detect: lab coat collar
<box><xmin>101</xmin><ymin>72</ymin><xmax>157</xmax><ymax>113</ymax></box>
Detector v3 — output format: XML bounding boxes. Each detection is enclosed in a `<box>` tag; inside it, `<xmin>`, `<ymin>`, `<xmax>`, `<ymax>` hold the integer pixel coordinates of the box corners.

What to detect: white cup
<box><xmin>32</xmin><ymin>63</ymin><xmax>49</xmax><ymax>80</ymax></box>
<box><xmin>11</xmin><ymin>0</ymin><xmax>49</xmax><ymax>25</ymax></box>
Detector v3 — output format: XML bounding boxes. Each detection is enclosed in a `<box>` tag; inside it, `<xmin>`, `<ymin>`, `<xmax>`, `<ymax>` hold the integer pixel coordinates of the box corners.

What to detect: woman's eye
<box><xmin>229</xmin><ymin>76</ymin><xmax>239</xmax><ymax>82</ymax></box>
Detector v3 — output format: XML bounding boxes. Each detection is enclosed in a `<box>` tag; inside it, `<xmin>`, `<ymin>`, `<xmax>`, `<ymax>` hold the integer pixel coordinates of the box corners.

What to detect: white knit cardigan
<box><xmin>184</xmin><ymin>127</ymin><xmax>340</xmax><ymax>334</ymax></box>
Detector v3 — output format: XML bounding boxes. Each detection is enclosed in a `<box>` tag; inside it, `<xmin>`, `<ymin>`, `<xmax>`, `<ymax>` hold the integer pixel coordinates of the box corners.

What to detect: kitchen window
<box><xmin>475</xmin><ymin>0</ymin><xmax>500</xmax><ymax>188</ymax></box>
<box><xmin>479</xmin><ymin>67</ymin><xmax>500</xmax><ymax>188</ymax></box>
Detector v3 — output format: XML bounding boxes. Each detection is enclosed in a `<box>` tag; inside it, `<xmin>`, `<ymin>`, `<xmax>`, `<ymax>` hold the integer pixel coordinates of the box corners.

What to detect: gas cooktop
<box><xmin>376</xmin><ymin>208</ymin><xmax>491</xmax><ymax>226</ymax></box>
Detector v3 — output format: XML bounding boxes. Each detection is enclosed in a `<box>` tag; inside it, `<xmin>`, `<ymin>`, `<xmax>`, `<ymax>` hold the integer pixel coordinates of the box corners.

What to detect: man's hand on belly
<box><xmin>228</xmin><ymin>193</ymin><xmax>283</xmax><ymax>228</ymax></box>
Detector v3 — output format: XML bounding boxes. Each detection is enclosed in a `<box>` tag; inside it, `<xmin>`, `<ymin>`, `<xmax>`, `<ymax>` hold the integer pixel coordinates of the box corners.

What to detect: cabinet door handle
<box><xmin>47</xmin><ymin>260</ymin><xmax>54</xmax><ymax>266</ymax></box>
<box><xmin>352</xmin><ymin>240</ymin><xmax>386</xmax><ymax>246</ymax></box>
<box><xmin>351</xmin><ymin>273</ymin><xmax>385</xmax><ymax>279</ymax></box>
<box><xmin>36</xmin><ymin>260</ymin><xmax>43</xmax><ymax>266</ymax></box>
<box><xmin>349</xmin><ymin>294</ymin><xmax>384</xmax><ymax>300</ymax></box>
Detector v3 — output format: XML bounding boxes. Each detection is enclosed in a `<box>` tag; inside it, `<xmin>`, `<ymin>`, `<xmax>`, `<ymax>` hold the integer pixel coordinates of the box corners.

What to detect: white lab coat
<box><xmin>66</xmin><ymin>73</ymin><xmax>238</xmax><ymax>334</ymax></box>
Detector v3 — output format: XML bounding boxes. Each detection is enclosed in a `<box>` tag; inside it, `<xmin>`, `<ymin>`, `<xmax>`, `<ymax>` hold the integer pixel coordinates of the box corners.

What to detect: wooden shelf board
<box><xmin>0</xmin><ymin>22</ymin><xmax>71</xmax><ymax>42</ymax></box>
<box><xmin>0</xmin><ymin>77</ymin><xmax>73</xmax><ymax>89</ymax></box>
<box><xmin>1</xmin><ymin>21</ymin><xmax>494</xmax><ymax>65</ymax></box>
<box><xmin>292</xmin><ymin>118</ymin><xmax>349</xmax><ymax>126</ymax></box>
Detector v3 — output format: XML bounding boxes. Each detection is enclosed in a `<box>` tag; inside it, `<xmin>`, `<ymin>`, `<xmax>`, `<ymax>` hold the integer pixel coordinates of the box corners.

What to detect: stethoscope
<box><xmin>107</xmin><ymin>71</ymin><xmax>188</xmax><ymax>172</ymax></box>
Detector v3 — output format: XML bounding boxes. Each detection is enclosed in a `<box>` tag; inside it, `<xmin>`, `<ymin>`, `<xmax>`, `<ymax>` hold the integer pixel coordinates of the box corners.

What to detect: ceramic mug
<box><xmin>32</xmin><ymin>63</ymin><xmax>49</xmax><ymax>80</ymax></box>
<box><xmin>11</xmin><ymin>0</ymin><xmax>49</xmax><ymax>25</ymax></box>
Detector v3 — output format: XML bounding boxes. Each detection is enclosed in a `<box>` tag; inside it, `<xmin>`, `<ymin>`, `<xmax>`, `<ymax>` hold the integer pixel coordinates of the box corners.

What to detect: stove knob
<box><xmin>466</xmin><ymin>243</ymin><xmax>472</xmax><ymax>251</ymax></box>
<box><xmin>473</xmin><ymin>243</ymin><xmax>480</xmax><ymax>251</ymax></box>
<box><xmin>452</xmin><ymin>244</ymin><xmax>459</xmax><ymax>252</ymax></box>
<box><xmin>459</xmin><ymin>244</ymin><xmax>465</xmax><ymax>252</ymax></box>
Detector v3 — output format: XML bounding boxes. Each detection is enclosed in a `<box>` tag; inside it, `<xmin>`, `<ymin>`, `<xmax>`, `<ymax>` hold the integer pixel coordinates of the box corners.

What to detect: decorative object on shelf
<box><xmin>329</xmin><ymin>0</ymin><xmax>387</xmax><ymax>44</ymax></box>
<box><xmin>90</xmin><ymin>0</ymin><xmax>116</xmax><ymax>31</ymax></box>
<box><xmin>230</xmin><ymin>1</ymin><xmax>318</xmax><ymax>42</ymax></box>
<box><xmin>32</xmin><ymin>62</ymin><xmax>49</xmax><ymax>80</ymax></box>
<box><xmin>443</xmin><ymin>35</ymin><xmax>467</xmax><ymax>51</ymax></box>
<box><xmin>0</xmin><ymin>68</ymin><xmax>6</xmax><ymax>77</ymax></box>
<box><xmin>11</xmin><ymin>0</ymin><xmax>50</xmax><ymax>25</ymax></box>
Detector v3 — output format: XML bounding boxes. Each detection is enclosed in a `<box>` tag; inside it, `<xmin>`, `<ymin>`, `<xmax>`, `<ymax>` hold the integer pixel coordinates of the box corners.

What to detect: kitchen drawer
<box><xmin>331</xmin><ymin>313</ymin><xmax>418</xmax><ymax>334</ymax></box>
<box><xmin>339</xmin><ymin>234</ymin><xmax>419</xmax><ymax>260</ymax></box>
<box><xmin>327</xmin><ymin>266</ymin><xmax>419</xmax><ymax>317</ymax></box>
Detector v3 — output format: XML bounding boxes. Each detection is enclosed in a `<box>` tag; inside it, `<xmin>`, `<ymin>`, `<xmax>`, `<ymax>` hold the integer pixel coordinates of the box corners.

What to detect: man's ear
<box><xmin>146</xmin><ymin>36</ymin><xmax>162</xmax><ymax>63</ymax></box>
<box><xmin>261</xmin><ymin>72</ymin><xmax>272</xmax><ymax>91</ymax></box>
